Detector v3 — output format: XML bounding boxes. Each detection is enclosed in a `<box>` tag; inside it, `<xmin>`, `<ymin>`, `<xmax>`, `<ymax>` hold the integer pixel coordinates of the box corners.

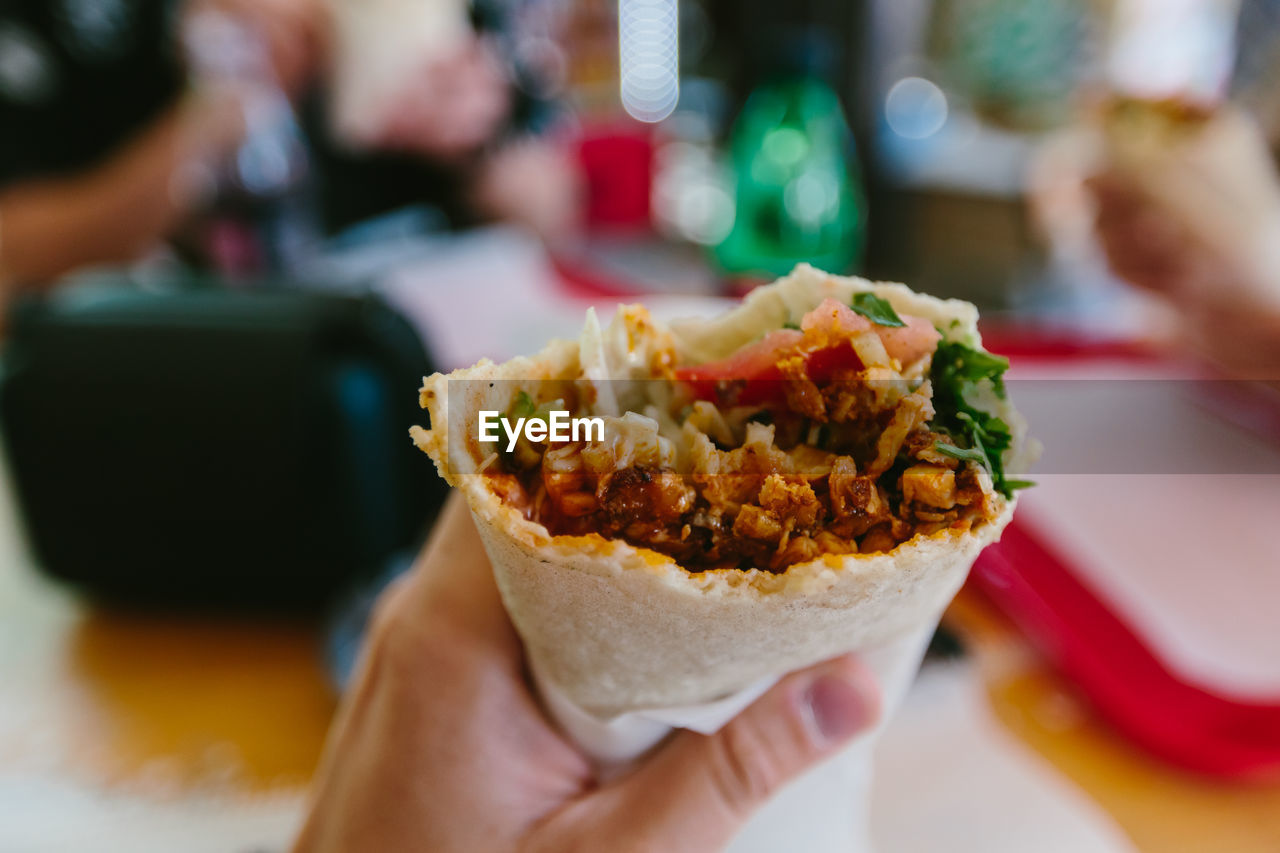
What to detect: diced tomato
<box><xmin>877</xmin><ymin>315</ymin><xmax>941</xmax><ymax>367</ymax></box>
<box><xmin>674</xmin><ymin>329</ymin><xmax>802</xmax><ymax>392</ymax></box>
<box><xmin>801</xmin><ymin>343</ymin><xmax>862</xmax><ymax>380</ymax></box>
<box><xmin>802</xmin><ymin>297</ymin><xmax>940</xmax><ymax>366</ymax></box>
<box><xmin>800</xmin><ymin>298</ymin><xmax>873</xmax><ymax>337</ymax></box>
<box><xmin>674</xmin><ymin>326</ymin><xmax>856</xmax><ymax>405</ymax></box>
<box><xmin>674</xmin><ymin>296</ymin><xmax>941</xmax><ymax>405</ymax></box>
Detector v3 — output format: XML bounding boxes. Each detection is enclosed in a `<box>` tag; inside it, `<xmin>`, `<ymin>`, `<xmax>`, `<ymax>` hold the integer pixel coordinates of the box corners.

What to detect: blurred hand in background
<box><xmin>292</xmin><ymin>494</ymin><xmax>880</xmax><ymax>853</ymax></box>
<box><xmin>470</xmin><ymin>137</ymin><xmax>583</xmax><ymax>243</ymax></box>
<box><xmin>1087</xmin><ymin>108</ymin><xmax>1280</xmax><ymax>376</ymax></box>
<box><xmin>374</xmin><ymin>36</ymin><xmax>513</xmax><ymax>162</ymax></box>
<box><xmin>187</xmin><ymin>0</ymin><xmax>328</xmax><ymax>95</ymax></box>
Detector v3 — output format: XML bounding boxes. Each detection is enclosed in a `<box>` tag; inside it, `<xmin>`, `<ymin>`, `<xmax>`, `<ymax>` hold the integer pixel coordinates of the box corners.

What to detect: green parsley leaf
<box><xmin>782</xmin><ymin>321</ymin><xmax>801</xmax><ymax>331</ymax></box>
<box><xmin>928</xmin><ymin>340</ymin><xmax>1029</xmax><ymax>498</ymax></box>
<box><xmin>1003</xmin><ymin>479</ymin><xmax>1037</xmax><ymax>491</ymax></box>
<box><xmin>850</xmin><ymin>293</ymin><xmax>906</xmax><ymax>327</ymax></box>
<box><xmin>933</xmin><ymin>341</ymin><xmax>1010</xmax><ymax>398</ymax></box>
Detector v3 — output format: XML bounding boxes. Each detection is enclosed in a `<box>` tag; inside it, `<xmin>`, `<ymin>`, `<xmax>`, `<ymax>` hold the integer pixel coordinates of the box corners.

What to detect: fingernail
<box><xmin>804</xmin><ymin>672</ymin><xmax>872</xmax><ymax>745</ymax></box>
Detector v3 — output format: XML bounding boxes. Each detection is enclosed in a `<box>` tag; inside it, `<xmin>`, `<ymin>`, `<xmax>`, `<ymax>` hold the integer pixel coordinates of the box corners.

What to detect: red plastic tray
<box><xmin>972</xmin><ymin>519</ymin><xmax>1280</xmax><ymax>780</ymax></box>
<box><xmin>971</xmin><ymin>332</ymin><xmax>1280</xmax><ymax>780</ymax></box>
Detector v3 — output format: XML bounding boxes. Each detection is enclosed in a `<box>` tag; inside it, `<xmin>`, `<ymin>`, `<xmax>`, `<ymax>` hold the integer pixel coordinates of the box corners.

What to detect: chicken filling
<box><xmin>484</xmin><ymin>296</ymin><xmax>1020</xmax><ymax>572</ymax></box>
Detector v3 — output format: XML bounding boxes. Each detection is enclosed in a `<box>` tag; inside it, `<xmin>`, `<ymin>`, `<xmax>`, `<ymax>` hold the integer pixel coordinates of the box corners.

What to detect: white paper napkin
<box><xmin>532</xmin><ymin>625</ymin><xmax>939</xmax><ymax>853</ymax></box>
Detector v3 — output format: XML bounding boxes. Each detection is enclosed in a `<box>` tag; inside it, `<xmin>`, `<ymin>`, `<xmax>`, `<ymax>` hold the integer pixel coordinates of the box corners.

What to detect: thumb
<box><xmin>597</xmin><ymin>654</ymin><xmax>880</xmax><ymax>853</ymax></box>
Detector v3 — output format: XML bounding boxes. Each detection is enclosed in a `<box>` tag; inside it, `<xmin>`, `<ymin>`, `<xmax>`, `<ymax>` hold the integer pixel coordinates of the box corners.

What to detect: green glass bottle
<box><xmin>715</xmin><ymin>70</ymin><xmax>865</xmax><ymax>278</ymax></box>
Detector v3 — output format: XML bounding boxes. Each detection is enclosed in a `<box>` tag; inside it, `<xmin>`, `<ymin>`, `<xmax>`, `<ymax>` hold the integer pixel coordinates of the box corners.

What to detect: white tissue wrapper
<box><xmin>533</xmin><ymin>625</ymin><xmax>937</xmax><ymax>853</ymax></box>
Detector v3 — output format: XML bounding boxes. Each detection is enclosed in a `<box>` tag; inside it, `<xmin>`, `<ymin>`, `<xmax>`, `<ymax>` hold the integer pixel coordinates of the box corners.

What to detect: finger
<box><xmin>1088</xmin><ymin>172</ymin><xmax>1148</xmax><ymax>223</ymax></box>
<box><xmin>1097</xmin><ymin>223</ymin><xmax>1173</xmax><ymax>293</ymax></box>
<box><xmin>209</xmin><ymin>0</ymin><xmax>323</xmax><ymax>93</ymax></box>
<box><xmin>566</xmin><ymin>654</ymin><xmax>879</xmax><ymax>853</ymax></box>
<box><xmin>295</xmin><ymin>491</ymin><xmax>592</xmax><ymax>853</ymax></box>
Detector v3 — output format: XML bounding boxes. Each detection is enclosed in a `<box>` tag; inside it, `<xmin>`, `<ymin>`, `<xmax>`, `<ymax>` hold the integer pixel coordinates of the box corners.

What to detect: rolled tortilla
<box><xmin>411</xmin><ymin>264</ymin><xmax>1027</xmax><ymax>717</ymax></box>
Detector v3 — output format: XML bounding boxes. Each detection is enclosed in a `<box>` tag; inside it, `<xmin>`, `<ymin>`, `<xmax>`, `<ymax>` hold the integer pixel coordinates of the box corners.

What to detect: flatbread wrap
<box><xmin>411</xmin><ymin>263</ymin><xmax>1032</xmax><ymax>717</ymax></box>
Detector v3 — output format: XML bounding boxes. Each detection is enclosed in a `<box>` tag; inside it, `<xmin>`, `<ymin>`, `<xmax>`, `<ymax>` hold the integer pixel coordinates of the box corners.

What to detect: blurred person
<box><xmin>0</xmin><ymin>0</ymin><xmax>332</xmax><ymax>290</ymax></box>
<box><xmin>293</xmin><ymin>494</ymin><xmax>881</xmax><ymax>853</ymax></box>
<box><xmin>0</xmin><ymin>0</ymin><xmax>578</xmax><ymax>297</ymax></box>
<box><xmin>0</xmin><ymin>0</ymin><xmax>242</xmax><ymax>288</ymax></box>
